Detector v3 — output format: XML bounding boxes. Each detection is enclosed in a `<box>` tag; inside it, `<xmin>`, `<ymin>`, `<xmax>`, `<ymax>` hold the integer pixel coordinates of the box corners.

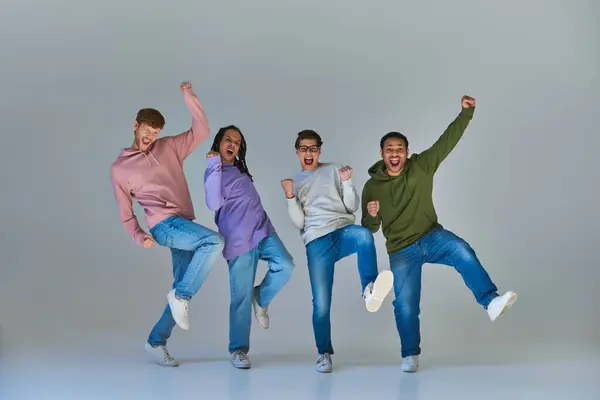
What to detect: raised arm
<box><xmin>413</xmin><ymin>95</ymin><xmax>476</xmax><ymax>175</ymax></box>
<box><xmin>170</xmin><ymin>81</ymin><xmax>211</xmax><ymax>160</ymax></box>
<box><xmin>281</xmin><ymin>179</ymin><xmax>305</xmax><ymax>230</ymax></box>
<box><xmin>110</xmin><ymin>167</ymin><xmax>152</xmax><ymax>247</ymax></box>
<box><xmin>204</xmin><ymin>152</ymin><xmax>225</xmax><ymax>211</ymax></box>
<box><xmin>338</xmin><ymin>165</ymin><xmax>359</xmax><ymax>213</ymax></box>
<box><xmin>360</xmin><ymin>183</ymin><xmax>381</xmax><ymax>233</ymax></box>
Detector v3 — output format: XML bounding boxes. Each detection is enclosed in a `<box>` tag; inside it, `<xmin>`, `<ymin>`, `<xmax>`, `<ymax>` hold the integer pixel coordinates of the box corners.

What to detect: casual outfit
<box><xmin>110</xmin><ymin>90</ymin><xmax>224</xmax><ymax>365</ymax></box>
<box><xmin>361</xmin><ymin>107</ymin><xmax>517</xmax><ymax>370</ymax></box>
<box><xmin>204</xmin><ymin>156</ymin><xmax>294</xmax><ymax>368</ymax></box>
<box><xmin>287</xmin><ymin>163</ymin><xmax>394</xmax><ymax>371</ymax></box>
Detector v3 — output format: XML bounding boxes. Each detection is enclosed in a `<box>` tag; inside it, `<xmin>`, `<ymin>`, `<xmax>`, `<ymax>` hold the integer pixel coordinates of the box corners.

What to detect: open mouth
<box><xmin>304</xmin><ymin>157</ymin><xmax>314</xmax><ymax>166</ymax></box>
<box><xmin>226</xmin><ymin>148</ymin><xmax>234</xmax><ymax>156</ymax></box>
<box><xmin>142</xmin><ymin>138</ymin><xmax>152</xmax><ymax>145</ymax></box>
<box><xmin>389</xmin><ymin>158</ymin><xmax>400</xmax><ymax>167</ymax></box>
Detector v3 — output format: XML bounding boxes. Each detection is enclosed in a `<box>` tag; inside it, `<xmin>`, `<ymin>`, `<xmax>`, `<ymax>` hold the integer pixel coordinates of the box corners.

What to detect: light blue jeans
<box><xmin>227</xmin><ymin>232</ymin><xmax>294</xmax><ymax>353</ymax></box>
<box><xmin>306</xmin><ymin>224</ymin><xmax>379</xmax><ymax>355</ymax></box>
<box><xmin>147</xmin><ymin>216</ymin><xmax>224</xmax><ymax>346</ymax></box>
<box><xmin>389</xmin><ymin>227</ymin><xmax>499</xmax><ymax>357</ymax></box>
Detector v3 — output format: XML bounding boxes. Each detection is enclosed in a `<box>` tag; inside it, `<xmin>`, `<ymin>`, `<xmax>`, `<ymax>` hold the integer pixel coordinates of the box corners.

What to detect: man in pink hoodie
<box><xmin>110</xmin><ymin>81</ymin><xmax>224</xmax><ymax>367</ymax></box>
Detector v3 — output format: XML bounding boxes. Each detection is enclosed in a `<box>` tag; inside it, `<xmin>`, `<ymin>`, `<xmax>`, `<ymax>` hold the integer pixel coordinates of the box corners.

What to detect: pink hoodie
<box><xmin>110</xmin><ymin>89</ymin><xmax>210</xmax><ymax>245</ymax></box>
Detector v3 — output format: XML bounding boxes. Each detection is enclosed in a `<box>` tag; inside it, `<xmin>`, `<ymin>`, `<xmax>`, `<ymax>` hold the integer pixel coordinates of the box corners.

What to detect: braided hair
<box><xmin>210</xmin><ymin>125</ymin><xmax>253</xmax><ymax>181</ymax></box>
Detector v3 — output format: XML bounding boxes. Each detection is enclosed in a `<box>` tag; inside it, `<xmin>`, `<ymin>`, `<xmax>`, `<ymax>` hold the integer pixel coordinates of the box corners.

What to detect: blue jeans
<box><xmin>389</xmin><ymin>227</ymin><xmax>499</xmax><ymax>357</ymax></box>
<box><xmin>306</xmin><ymin>224</ymin><xmax>379</xmax><ymax>355</ymax></box>
<box><xmin>227</xmin><ymin>232</ymin><xmax>294</xmax><ymax>353</ymax></box>
<box><xmin>147</xmin><ymin>216</ymin><xmax>224</xmax><ymax>346</ymax></box>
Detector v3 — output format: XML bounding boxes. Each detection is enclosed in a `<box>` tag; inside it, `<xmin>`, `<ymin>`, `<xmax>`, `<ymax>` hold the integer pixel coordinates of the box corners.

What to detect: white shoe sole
<box><xmin>167</xmin><ymin>290</ymin><xmax>190</xmax><ymax>330</ymax></box>
<box><xmin>489</xmin><ymin>291</ymin><xmax>517</xmax><ymax>321</ymax></box>
<box><xmin>366</xmin><ymin>270</ymin><xmax>394</xmax><ymax>313</ymax></box>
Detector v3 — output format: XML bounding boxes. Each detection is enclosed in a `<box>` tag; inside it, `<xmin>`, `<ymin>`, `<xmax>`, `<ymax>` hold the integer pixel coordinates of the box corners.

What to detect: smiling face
<box><xmin>133</xmin><ymin>121</ymin><xmax>161</xmax><ymax>152</ymax></box>
<box><xmin>296</xmin><ymin>139</ymin><xmax>321</xmax><ymax>171</ymax></box>
<box><xmin>218</xmin><ymin>128</ymin><xmax>242</xmax><ymax>163</ymax></box>
<box><xmin>381</xmin><ymin>137</ymin><xmax>408</xmax><ymax>176</ymax></box>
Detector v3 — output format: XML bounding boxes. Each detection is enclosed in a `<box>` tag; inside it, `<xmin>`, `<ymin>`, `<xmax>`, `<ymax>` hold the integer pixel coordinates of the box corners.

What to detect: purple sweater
<box><xmin>204</xmin><ymin>156</ymin><xmax>275</xmax><ymax>260</ymax></box>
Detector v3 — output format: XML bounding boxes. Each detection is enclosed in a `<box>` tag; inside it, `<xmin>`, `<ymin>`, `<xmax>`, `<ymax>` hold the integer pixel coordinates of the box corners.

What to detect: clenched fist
<box><xmin>180</xmin><ymin>81</ymin><xmax>192</xmax><ymax>92</ymax></box>
<box><xmin>280</xmin><ymin>179</ymin><xmax>294</xmax><ymax>198</ymax></box>
<box><xmin>143</xmin><ymin>236</ymin><xmax>155</xmax><ymax>249</ymax></box>
<box><xmin>338</xmin><ymin>166</ymin><xmax>353</xmax><ymax>181</ymax></box>
<box><xmin>461</xmin><ymin>95</ymin><xmax>476</xmax><ymax>109</ymax></box>
<box><xmin>206</xmin><ymin>151</ymin><xmax>219</xmax><ymax>158</ymax></box>
<box><xmin>366</xmin><ymin>201</ymin><xmax>379</xmax><ymax>217</ymax></box>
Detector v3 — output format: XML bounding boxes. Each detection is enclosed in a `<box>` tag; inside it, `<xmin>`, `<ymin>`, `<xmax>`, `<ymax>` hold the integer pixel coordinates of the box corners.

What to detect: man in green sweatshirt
<box><xmin>361</xmin><ymin>95</ymin><xmax>517</xmax><ymax>373</ymax></box>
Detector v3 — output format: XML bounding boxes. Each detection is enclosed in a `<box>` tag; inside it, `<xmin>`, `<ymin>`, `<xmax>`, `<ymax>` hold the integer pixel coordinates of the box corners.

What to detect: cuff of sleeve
<box><xmin>460</xmin><ymin>107</ymin><xmax>475</xmax><ymax>119</ymax></box>
<box><xmin>286</xmin><ymin>196</ymin><xmax>297</xmax><ymax>203</ymax></box>
<box><xmin>365</xmin><ymin>214</ymin><xmax>381</xmax><ymax>224</ymax></box>
<box><xmin>342</xmin><ymin>178</ymin><xmax>354</xmax><ymax>187</ymax></box>
<box><xmin>207</xmin><ymin>155</ymin><xmax>222</xmax><ymax>166</ymax></box>
<box><xmin>134</xmin><ymin>231</ymin><xmax>148</xmax><ymax>246</ymax></box>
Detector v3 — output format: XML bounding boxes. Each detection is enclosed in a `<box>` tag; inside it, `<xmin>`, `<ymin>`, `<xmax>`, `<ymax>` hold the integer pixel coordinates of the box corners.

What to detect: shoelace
<box><xmin>317</xmin><ymin>354</ymin><xmax>331</xmax><ymax>365</ymax></box>
<box><xmin>161</xmin><ymin>346</ymin><xmax>175</xmax><ymax>362</ymax></box>
<box><xmin>234</xmin><ymin>351</ymin><xmax>249</xmax><ymax>362</ymax></box>
<box><xmin>362</xmin><ymin>283</ymin><xmax>374</xmax><ymax>299</ymax></box>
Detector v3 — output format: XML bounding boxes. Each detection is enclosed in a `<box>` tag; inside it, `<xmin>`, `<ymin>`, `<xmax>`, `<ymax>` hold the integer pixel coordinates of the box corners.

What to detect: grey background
<box><xmin>0</xmin><ymin>0</ymin><xmax>598</xmax><ymax>362</ymax></box>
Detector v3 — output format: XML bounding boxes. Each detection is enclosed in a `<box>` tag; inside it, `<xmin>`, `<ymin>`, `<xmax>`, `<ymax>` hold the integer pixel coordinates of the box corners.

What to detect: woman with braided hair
<box><xmin>204</xmin><ymin>125</ymin><xmax>295</xmax><ymax>369</ymax></box>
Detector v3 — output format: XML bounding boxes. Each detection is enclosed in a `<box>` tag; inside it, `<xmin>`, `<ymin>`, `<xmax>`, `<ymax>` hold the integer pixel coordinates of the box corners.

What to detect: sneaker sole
<box><xmin>167</xmin><ymin>290</ymin><xmax>190</xmax><ymax>330</ymax></box>
<box><xmin>232</xmin><ymin>363</ymin><xmax>251</xmax><ymax>369</ymax></box>
<box><xmin>366</xmin><ymin>270</ymin><xmax>394</xmax><ymax>313</ymax></box>
<box><xmin>144</xmin><ymin>344</ymin><xmax>179</xmax><ymax>367</ymax></box>
<box><xmin>492</xmin><ymin>292</ymin><xmax>517</xmax><ymax>321</ymax></box>
<box><xmin>252</xmin><ymin>287</ymin><xmax>269</xmax><ymax>329</ymax></box>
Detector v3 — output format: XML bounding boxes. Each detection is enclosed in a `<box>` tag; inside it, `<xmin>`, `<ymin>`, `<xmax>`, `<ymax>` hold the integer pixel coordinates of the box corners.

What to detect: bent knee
<box><xmin>354</xmin><ymin>225</ymin><xmax>375</xmax><ymax>244</ymax></box>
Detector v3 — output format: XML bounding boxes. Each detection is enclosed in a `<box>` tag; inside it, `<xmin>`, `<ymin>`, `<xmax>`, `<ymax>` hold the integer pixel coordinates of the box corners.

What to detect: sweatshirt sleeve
<box><xmin>286</xmin><ymin>196</ymin><xmax>305</xmax><ymax>231</ymax></box>
<box><xmin>341</xmin><ymin>178</ymin><xmax>360</xmax><ymax>213</ymax></box>
<box><xmin>170</xmin><ymin>89</ymin><xmax>211</xmax><ymax>160</ymax></box>
<box><xmin>360</xmin><ymin>182</ymin><xmax>381</xmax><ymax>233</ymax></box>
<box><xmin>204</xmin><ymin>156</ymin><xmax>224</xmax><ymax>211</ymax></box>
<box><xmin>412</xmin><ymin>107</ymin><xmax>474</xmax><ymax>175</ymax></box>
<box><xmin>110</xmin><ymin>167</ymin><xmax>148</xmax><ymax>246</ymax></box>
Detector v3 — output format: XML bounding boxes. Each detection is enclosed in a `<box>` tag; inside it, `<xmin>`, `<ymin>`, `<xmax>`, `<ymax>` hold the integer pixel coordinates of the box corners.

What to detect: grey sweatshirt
<box><xmin>286</xmin><ymin>163</ymin><xmax>359</xmax><ymax>245</ymax></box>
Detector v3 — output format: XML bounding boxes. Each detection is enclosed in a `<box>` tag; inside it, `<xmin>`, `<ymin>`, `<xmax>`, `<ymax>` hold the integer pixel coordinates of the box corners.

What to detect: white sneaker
<box><xmin>316</xmin><ymin>353</ymin><xmax>332</xmax><ymax>373</ymax></box>
<box><xmin>363</xmin><ymin>270</ymin><xmax>394</xmax><ymax>312</ymax></box>
<box><xmin>252</xmin><ymin>287</ymin><xmax>269</xmax><ymax>329</ymax></box>
<box><xmin>402</xmin><ymin>355</ymin><xmax>419</xmax><ymax>373</ymax></box>
<box><xmin>144</xmin><ymin>343</ymin><xmax>179</xmax><ymax>367</ymax></box>
<box><xmin>167</xmin><ymin>289</ymin><xmax>190</xmax><ymax>330</ymax></box>
<box><xmin>487</xmin><ymin>291</ymin><xmax>517</xmax><ymax>321</ymax></box>
<box><xmin>231</xmin><ymin>350</ymin><xmax>251</xmax><ymax>369</ymax></box>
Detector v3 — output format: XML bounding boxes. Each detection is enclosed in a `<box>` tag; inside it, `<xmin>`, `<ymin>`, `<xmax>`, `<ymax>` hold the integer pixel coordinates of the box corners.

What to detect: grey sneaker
<box><xmin>252</xmin><ymin>287</ymin><xmax>269</xmax><ymax>329</ymax></box>
<box><xmin>316</xmin><ymin>353</ymin><xmax>332</xmax><ymax>373</ymax></box>
<box><xmin>402</xmin><ymin>355</ymin><xmax>419</xmax><ymax>373</ymax></box>
<box><xmin>231</xmin><ymin>350</ymin><xmax>251</xmax><ymax>369</ymax></box>
<box><xmin>144</xmin><ymin>343</ymin><xmax>179</xmax><ymax>367</ymax></box>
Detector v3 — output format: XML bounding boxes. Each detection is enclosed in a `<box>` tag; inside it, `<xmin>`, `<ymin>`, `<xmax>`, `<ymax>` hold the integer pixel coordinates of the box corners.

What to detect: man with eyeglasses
<box><xmin>280</xmin><ymin>129</ymin><xmax>394</xmax><ymax>373</ymax></box>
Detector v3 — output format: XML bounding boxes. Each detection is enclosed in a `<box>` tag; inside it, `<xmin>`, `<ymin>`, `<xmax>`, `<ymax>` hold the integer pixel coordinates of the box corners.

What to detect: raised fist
<box><xmin>180</xmin><ymin>81</ymin><xmax>192</xmax><ymax>92</ymax></box>
<box><xmin>339</xmin><ymin>166</ymin><xmax>353</xmax><ymax>181</ymax></box>
<box><xmin>366</xmin><ymin>200</ymin><xmax>379</xmax><ymax>217</ymax></box>
<box><xmin>461</xmin><ymin>95</ymin><xmax>476</xmax><ymax>109</ymax></box>
<box><xmin>143</xmin><ymin>236</ymin><xmax>155</xmax><ymax>249</ymax></box>
<box><xmin>206</xmin><ymin>151</ymin><xmax>220</xmax><ymax>158</ymax></box>
<box><xmin>280</xmin><ymin>179</ymin><xmax>294</xmax><ymax>198</ymax></box>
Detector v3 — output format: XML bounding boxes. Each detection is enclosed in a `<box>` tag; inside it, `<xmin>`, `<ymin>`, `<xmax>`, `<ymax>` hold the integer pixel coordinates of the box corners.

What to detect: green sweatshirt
<box><xmin>361</xmin><ymin>107</ymin><xmax>474</xmax><ymax>254</ymax></box>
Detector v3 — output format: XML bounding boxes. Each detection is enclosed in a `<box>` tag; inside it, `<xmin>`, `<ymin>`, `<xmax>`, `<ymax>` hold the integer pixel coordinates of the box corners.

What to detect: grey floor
<box><xmin>1</xmin><ymin>335</ymin><xmax>598</xmax><ymax>400</ymax></box>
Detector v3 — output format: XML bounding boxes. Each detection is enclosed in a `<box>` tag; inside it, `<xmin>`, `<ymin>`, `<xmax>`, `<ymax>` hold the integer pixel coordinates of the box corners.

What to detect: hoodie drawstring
<box><xmin>142</xmin><ymin>151</ymin><xmax>161</xmax><ymax>168</ymax></box>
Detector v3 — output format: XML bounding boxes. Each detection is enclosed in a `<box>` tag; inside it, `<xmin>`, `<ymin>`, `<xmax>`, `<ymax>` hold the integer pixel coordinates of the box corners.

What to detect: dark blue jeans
<box><xmin>147</xmin><ymin>216</ymin><xmax>224</xmax><ymax>346</ymax></box>
<box><xmin>306</xmin><ymin>224</ymin><xmax>379</xmax><ymax>355</ymax></box>
<box><xmin>389</xmin><ymin>227</ymin><xmax>499</xmax><ymax>357</ymax></box>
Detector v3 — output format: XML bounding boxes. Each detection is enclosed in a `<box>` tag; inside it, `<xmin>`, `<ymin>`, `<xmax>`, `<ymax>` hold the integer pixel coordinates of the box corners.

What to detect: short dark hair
<box><xmin>380</xmin><ymin>132</ymin><xmax>408</xmax><ymax>149</ymax></box>
<box><xmin>136</xmin><ymin>108</ymin><xmax>165</xmax><ymax>129</ymax></box>
<box><xmin>295</xmin><ymin>129</ymin><xmax>323</xmax><ymax>149</ymax></box>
